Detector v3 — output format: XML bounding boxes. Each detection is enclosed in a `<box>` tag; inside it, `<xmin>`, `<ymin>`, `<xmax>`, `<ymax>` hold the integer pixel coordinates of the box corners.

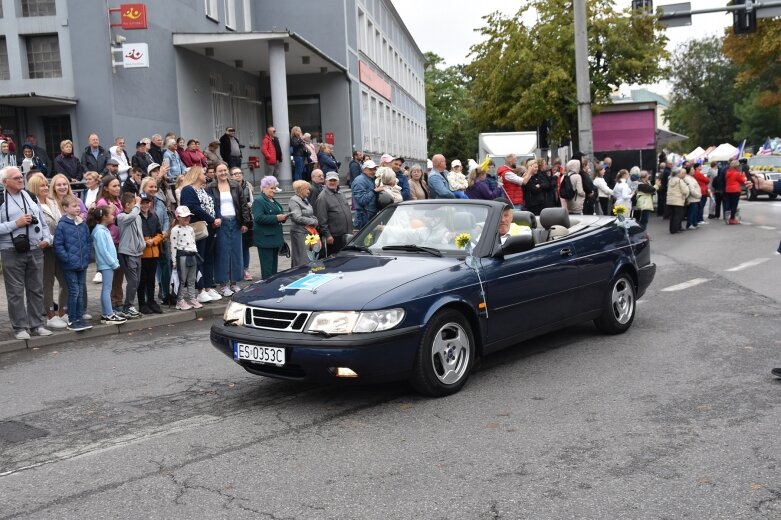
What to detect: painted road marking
<box><xmin>661</xmin><ymin>278</ymin><xmax>712</xmax><ymax>292</ymax></box>
<box><xmin>758</xmin><ymin>225</ymin><xmax>776</xmax><ymax>230</ymax></box>
<box><xmin>725</xmin><ymin>258</ymin><xmax>769</xmax><ymax>272</ymax></box>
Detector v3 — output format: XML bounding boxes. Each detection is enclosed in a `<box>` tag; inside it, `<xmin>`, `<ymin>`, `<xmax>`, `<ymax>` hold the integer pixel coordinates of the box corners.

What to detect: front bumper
<box><xmin>637</xmin><ymin>262</ymin><xmax>656</xmax><ymax>298</ymax></box>
<box><xmin>210</xmin><ymin>320</ymin><xmax>423</xmax><ymax>383</ymax></box>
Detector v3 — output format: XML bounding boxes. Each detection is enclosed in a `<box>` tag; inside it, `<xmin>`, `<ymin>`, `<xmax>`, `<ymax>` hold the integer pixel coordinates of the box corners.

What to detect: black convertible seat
<box><xmin>539</xmin><ymin>207</ymin><xmax>571</xmax><ymax>230</ymax></box>
<box><xmin>512</xmin><ymin>210</ymin><xmax>536</xmax><ymax>229</ymax></box>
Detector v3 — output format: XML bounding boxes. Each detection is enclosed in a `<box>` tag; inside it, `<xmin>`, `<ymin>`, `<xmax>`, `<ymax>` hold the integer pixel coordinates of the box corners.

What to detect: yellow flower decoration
<box><xmin>304</xmin><ymin>234</ymin><xmax>320</xmax><ymax>247</ymax></box>
<box><xmin>455</xmin><ymin>233</ymin><xmax>472</xmax><ymax>249</ymax></box>
<box><xmin>613</xmin><ymin>204</ymin><xmax>628</xmax><ymax>217</ymax></box>
<box><xmin>364</xmin><ymin>233</ymin><xmax>374</xmax><ymax>247</ymax></box>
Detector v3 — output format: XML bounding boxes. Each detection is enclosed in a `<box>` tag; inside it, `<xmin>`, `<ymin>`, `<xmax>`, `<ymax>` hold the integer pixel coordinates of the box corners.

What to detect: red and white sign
<box><xmin>120</xmin><ymin>3</ymin><xmax>148</xmax><ymax>30</ymax></box>
<box><xmin>359</xmin><ymin>61</ymin><xmax>392</xmax><ymax>101</ymax></box>
<box><xmin>122</xmin><ymin>43</ymin><xmax>149</xmax><ymax>68</ymax></box>
<box><xmin>325</xmin><ymin>132</ymin><xmax>335</xmax><ymax>145</ymax></box>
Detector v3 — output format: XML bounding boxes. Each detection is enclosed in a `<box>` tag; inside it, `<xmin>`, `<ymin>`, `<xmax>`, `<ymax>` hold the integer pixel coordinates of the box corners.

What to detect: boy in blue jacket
<box><xmin>54</xmin><ymin>195</ymin><xmax>93</xmax><ymax>331</ymax></box>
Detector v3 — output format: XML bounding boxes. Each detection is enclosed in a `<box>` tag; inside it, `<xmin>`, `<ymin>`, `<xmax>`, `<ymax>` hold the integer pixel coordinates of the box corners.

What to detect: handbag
<box><xmin>191</xmin><ymin>220</ymin><xmax>208</xmax><ymax>241</ymax></box>
<box><xmin>279</xmin><ymin>241</ymin><xmax>291</xmax><ymax>258</ymax></box>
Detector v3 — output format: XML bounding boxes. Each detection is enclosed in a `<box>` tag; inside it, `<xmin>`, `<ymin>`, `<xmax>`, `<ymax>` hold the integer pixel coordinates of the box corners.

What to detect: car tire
<box><xmin>594</xmin><ymin>273</ymin><xmax>636</xmax><ymax>335</ymax></box>
<box><xmin>410</xmin><ymin>309</ymin><xmax>475</xmax><ymax>397</ymax></box>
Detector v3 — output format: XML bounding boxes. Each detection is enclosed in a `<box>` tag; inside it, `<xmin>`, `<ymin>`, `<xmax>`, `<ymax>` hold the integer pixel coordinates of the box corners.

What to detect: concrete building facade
<box><xmin>0</xmin><ymin>0</ymin><xmax>426</xmax><ymax>184</ymax></box>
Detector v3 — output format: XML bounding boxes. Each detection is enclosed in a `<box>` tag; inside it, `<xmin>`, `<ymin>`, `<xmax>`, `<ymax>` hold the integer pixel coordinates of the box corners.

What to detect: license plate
<box><xmin>234</xmin><ymin>342</ymin><xmax>286</xmax><ymax>365</ymax></box>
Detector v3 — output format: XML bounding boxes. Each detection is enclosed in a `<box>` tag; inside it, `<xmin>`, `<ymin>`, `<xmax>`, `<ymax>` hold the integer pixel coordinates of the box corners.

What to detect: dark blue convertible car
<box><xmin>211</xmin><ymin>200</ymin><xmax>655</xmax><ymax>396</ymax></box>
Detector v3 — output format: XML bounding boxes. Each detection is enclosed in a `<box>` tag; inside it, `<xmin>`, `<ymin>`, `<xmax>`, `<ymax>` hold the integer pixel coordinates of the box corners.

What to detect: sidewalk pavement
<box><xmin>0</xmin><ymin>253</ymin><xmax>292</xmax><ymax>355</ymax></box>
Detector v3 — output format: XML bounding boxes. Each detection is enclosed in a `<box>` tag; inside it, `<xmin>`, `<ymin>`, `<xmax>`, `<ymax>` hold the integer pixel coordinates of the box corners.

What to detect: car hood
<box><xmin>233</xmin><ymin>254</ymin><xmax>459</xmax><ymax>310</ymax></box>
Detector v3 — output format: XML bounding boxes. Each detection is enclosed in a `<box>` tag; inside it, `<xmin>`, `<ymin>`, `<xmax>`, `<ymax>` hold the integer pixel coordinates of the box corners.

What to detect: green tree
<box><xmin>723</xmin><ymin>18</ymin><xmax>781</xmax><ymax>110</ymax></box>
<box><xmin>424</xmin><ymin>52</ymin><xmax>478</xmax><ymax>163</ymax></box>
<box><xmin>733</xmin><ymin>88</ymin><xmax>781</xmax><ymax>145</ymax></box>
<box><xmin>465</xmin><ymin>0</ymin><xmax>668</xmax><ymax>150</ymax></box>
<box><xmin>665</xmin><ymin>36</ymin><xmax>740</xmax><ymax>149</ymax></box>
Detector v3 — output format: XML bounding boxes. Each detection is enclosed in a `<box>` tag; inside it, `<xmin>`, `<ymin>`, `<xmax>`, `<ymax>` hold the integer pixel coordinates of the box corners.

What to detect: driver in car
<box><xmin>497</xmin><ymin>198</ymin><xmax>531</xmax><ymax>244</ymax></box>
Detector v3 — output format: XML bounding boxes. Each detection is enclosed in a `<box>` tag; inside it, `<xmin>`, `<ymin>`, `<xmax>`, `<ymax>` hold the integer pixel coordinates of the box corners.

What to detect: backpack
<box><xmin>559</xmin><ymin>173</ymin><xmax>576</xmax><ymax>200</ymax></box>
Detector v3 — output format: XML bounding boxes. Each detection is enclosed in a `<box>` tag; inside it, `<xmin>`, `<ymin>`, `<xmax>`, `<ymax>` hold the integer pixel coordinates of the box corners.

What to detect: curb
<box><xmin>0</xmin><ymin>304</ymin><xmax>226</xmax><ymax>355</ymax></box>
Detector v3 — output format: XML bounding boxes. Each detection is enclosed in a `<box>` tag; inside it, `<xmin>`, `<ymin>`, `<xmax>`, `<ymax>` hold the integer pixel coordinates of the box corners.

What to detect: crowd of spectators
<box><xmin>0</xmin><ymin>122</ymin><xmax>755</xmax><ymax>340</ymax></box>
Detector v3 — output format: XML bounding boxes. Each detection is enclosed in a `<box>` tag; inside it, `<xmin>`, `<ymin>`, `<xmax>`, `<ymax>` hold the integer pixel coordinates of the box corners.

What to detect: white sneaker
<box><xmin>93</xmin><ymin>272</ymin><xmax>102</xmax><ymax>283</ymax></box>
<box><xmin>219</xmin><ymin>286</ymin><xmax>234</xmax><ymax>297</ymax></box>
<box><xmin>32</xmin><ymin>327</ymin><xmax>53</xmax><ymax>336</ymax></box>
<box><xmin>14</xmin><ymin>330</ymin><xmax>31</xmax><ymax>340</ymax></box>
<box><xmin>229</xmin><ymin>284</ymin><xmax>240</xmax><ymax>293</ymax></box>
<box><xmin>207</xmin><ymin>288</ymin><xmax>223</xmax><ymax>300</ymax></box>
<box><xmin>197</xmin><ymin>291</ymin><xmax>212</xmax><ymax>303</ymax></box>
<box><xmin>46</xmin><ymin>316</ymin><xmax>68</xmax><ymax>330</ymax></box>
<box><xmin>83</xmin><ymin>313</ymin><xmax>93</xmax><ymax>321</ymax></box>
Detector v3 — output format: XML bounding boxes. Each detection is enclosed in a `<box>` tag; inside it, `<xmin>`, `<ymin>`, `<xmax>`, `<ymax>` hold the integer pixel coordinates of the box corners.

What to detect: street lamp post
<box><xmin>573</xmin><ymin>0</ymin><xmax>593</xmax><ymax>163</ymax></box>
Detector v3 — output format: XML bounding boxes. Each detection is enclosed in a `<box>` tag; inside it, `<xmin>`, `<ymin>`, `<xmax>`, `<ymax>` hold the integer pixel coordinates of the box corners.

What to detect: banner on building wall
<box><xmin>122</xmin><ymin>43</ymin><xmax>149</xmax><ymax>68</ymax></box>
<box><xmin>358</xmin><ymin>62</ymin><xmax>392</xmax><ymax>101</ymax></box>
<box><xmin>325</xmin><ymin>132</ymin><xmax>335</xmax><ymax>145</ymax></box>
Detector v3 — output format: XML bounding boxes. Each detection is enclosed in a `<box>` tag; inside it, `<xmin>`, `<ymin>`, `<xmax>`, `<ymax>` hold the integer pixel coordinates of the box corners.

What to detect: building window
<box><xmin>205</xmin><ymin>0</ymin><xmax>219</xmax><ymax>20</ymax></box>
<box><xmin>42</xmin><ymin>115</ymin><xmax>71</xmax><ymax>157</ymax></box>
<box><xmin>224</xmin><ymin>0</ymin><xmax>236</xmax><ymax>29</ymax></box>
<box><xmin>0</xmin><ymin>38</ymin><xmax>9</xmax><ymax>80</ymax></box>
<box><xmin>26</xmin><ymin>35</ymin><xmax>62</xmax><ymax>78</ymax></box>
<box><xmin>21</xmin><ymin>0</ymin><xmax>56</xmax><ymax>17</ymax></box>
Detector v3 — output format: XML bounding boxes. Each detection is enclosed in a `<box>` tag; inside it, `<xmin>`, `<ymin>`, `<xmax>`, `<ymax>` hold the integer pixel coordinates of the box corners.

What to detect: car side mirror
<box><xmin>501</xmin><ymin>234</ymin><xmax>534</xmax><ymax>256</ymax></box>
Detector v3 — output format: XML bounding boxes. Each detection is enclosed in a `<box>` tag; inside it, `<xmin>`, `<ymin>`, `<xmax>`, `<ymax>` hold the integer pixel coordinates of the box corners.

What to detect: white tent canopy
<box><xmin>685</xmin><ymin>146</ymin><xmax>705</xmax><ymax>161</ymax></box>
<box><xmin>478</xmin><ymin>132</ymin><xmax>538</xmax><ymax>163</ymax></box>
<box><xmin>708</xmin><ymin>143</ymin><xmax>738</xmax><ymax>162</ymax></box>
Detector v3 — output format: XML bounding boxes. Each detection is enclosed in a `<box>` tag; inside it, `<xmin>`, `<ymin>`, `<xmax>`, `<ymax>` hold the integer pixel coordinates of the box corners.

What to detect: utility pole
<box><xmin>573</xmin><ymin>0</ymin><xmax>593</xmax><ymax>160</ymax></box>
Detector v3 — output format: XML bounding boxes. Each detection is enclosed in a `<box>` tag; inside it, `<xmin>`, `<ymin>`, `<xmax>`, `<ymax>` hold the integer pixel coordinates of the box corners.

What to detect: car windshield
<box><xmin>350</xmin><ymin>203</ymin><xmax>490</xmax><ymax>255</ymax></box>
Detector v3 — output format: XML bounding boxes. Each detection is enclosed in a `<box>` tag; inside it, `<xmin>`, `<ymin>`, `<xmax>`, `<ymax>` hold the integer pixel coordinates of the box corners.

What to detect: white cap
<box><xmin>175</xmin><ymin>206</ymin><xmax>192</xmax><ymax>218</ymax></box>
<box><xmin>362</xmin><ymin>159</ymin><xmax>378</xmax><ymax>169</ymax></box>
<box><xmin>451</xmin><ymin>159</ymin><xmax>462</xmax><ymax>168</ymax></box>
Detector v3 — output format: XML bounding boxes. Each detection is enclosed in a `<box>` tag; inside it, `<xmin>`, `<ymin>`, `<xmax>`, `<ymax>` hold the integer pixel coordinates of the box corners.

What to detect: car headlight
<box><xmin>354</xmin><ymin>309</ymin><xmax>406</xmax><ymax>332</ymax></box>
<box><xmin>223</xmin><ymin>301</ymin><xmax>247</xmax><ymax>326</ymax></box>
<box><xmin>307</xmin><ymin>309</ymin><xmax>405</xmax><ymax>334</ymax></box>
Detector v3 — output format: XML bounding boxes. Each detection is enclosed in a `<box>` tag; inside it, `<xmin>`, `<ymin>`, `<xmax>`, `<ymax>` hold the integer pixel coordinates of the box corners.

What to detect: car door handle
<box><xmin>559</xmin><ymin>248</ymin><xmax>573</xmax><ymax>257</ymax></box>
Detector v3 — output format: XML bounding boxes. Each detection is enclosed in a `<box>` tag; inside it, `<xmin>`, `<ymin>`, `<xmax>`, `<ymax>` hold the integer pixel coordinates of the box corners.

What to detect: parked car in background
<box><xmin>747</xmin><ymin>155</ymin><xmax>781</xmax><ymax>200</ymax></box>
<box><xmin>210</xmin><ymin>200</ymin><xmax>656</xmax><ymax>396</ymax></box>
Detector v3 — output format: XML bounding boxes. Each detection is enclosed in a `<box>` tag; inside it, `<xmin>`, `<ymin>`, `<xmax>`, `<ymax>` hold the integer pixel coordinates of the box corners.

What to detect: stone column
<box><xmin>268</xmin><ymin>39</ymin><xmax>292</xmax><ymax>188</ymax></box>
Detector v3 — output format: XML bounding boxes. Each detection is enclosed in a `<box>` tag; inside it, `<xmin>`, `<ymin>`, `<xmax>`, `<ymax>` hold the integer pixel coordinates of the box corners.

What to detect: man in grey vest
<box><xmin>0</xmin><ymin>166</ymin><xmax>53</xmax><ymax>339</ymax></box>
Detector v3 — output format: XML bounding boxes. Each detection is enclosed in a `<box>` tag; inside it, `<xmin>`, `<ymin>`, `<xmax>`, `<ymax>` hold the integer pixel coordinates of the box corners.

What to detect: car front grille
<box><xmin>244</xmin><ymin>307</ymin><xmax>311</xmax><ymax>332</ymax></box>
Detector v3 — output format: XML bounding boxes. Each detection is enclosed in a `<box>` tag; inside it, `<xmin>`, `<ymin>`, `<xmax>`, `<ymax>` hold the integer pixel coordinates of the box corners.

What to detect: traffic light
<box><xmin>631</xmin><ymin>0</ymin><xmax>653</xmax><ymax>13</ymax></box>
<box><xmin>731</xmin><ymin>0</ymin><xmax>757</xmax><ymax>34</ymax></box>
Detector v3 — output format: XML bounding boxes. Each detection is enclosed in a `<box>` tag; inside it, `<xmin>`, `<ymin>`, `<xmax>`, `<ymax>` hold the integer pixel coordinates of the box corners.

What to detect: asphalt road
<box><xmin>1</xmin><ymin>202</ymin><xmax>779</xmax><ymax>519</ymax></box>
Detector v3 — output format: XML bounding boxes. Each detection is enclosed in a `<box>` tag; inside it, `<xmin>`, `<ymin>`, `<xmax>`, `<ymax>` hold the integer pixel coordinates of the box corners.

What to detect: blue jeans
<box><xmin>228</xmin><ymin>156</ymin><xmax>242</xmax><ymax>169</ymax></box>
<box><xmin>99</xmin><ymin>268</ymin><xmax>114</xmax><ymax>316</ymax></box>
<box><xmin>686</xmin><ymin>203</ymin><xmax>699</xmax><ymax>228</ymax></box>
<box><xmin>453</xmin><ymin>190</ymin><xmax>469</xmax><ymax>199</ymax></box>
<box><xmin>293</xmin><ymin>156</ymin><xmax>305</xmax><ymax>181</ymax></box>
<box><xmin>698</xmin><ymin>196</ymin><xmax>707</xmax><ymax>222</ymax></box>
<box><xmin>63</xmin><ymin>269</ymin><xmax>86</xmax><ymax>324</ymax></box>
<box><xmin>639</xmin><ymin>210</ymin><xmax>651</xmax><ymax>231</ymax></box>
<box><xmin>215</xmin><ymin>218</ymin><xmax>244</xmax><ymax>284</ymax></box>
